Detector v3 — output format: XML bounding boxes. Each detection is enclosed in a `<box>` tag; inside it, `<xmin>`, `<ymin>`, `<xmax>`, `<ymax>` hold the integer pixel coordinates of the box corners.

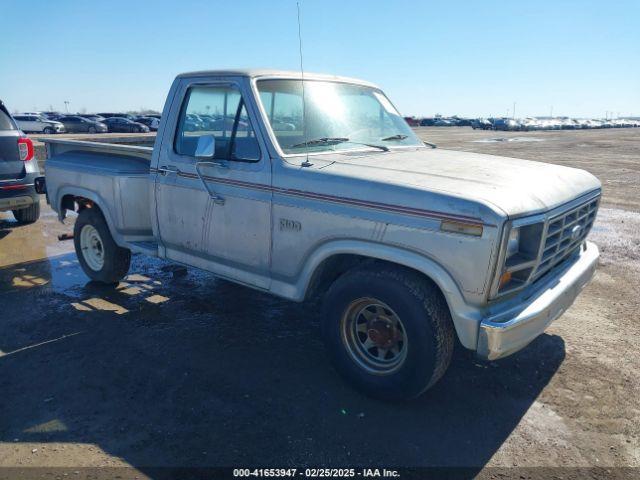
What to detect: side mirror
<box><xmin>195</xmin><ymin>134</ymin><xmax>215</xmax><ymax>158</ymax></box>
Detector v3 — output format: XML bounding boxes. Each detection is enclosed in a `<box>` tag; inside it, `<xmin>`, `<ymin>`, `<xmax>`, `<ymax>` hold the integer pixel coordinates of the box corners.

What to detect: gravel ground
<box><xmin>0</xmin><ymin>127</ymin><xmax>638</xmax><ymax>478</ymax></box>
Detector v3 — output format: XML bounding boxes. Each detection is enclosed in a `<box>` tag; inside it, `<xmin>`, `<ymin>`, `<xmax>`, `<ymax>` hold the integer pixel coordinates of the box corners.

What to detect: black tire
<box><xmin>12</xmin><ymin>202</ymin><xmax>40</xmax><ymax>224</ymax></box>
<box><xmin>88</xmin><ymin>126</ymin><xmax>97</xmax><ymax>134</ymax></box>
<box><xmin>322</xmin><ymin>264</ymin><xmax>454</xmax><ymax>400</ymax></box>
<box><xmin>74</xmin><ymin>207</ymin><xmax>131</xmax><ymax>284</ymax></box>
<box><xmin>43</xmin><ymin>127</ymin><xmax>54</xmax><ymax>134</ymax></box>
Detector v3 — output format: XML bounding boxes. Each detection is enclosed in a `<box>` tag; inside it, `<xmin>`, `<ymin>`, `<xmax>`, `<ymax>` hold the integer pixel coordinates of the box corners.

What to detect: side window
<box><xmin>174</xmin><ymin>85</ymin><xmax>260</xmax><ymax>161</ymax></box>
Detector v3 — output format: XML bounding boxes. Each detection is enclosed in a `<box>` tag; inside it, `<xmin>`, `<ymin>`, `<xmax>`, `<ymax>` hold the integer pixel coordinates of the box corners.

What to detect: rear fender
<box><xmin>56</xmin><ymin>186</ymin><xmax>124</xmax><ymax>246</ymax></box>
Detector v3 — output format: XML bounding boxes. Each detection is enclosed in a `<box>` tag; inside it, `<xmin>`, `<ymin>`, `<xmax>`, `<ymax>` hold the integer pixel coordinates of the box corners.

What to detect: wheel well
<box><xmin>60</xmin><ymin>194</ymin><xmax>100</xmax><ymax>215</ymax></box>
<box><xmin>305</xmin><ymin>254</ymin><xmax>445</xmax><ymax>305</ymax></box>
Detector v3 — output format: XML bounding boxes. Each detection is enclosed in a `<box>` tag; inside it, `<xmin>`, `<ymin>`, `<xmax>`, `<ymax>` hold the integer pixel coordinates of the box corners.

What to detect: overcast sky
<box><xmin>1</xmin><ymin>0</ymin><xmax>638</xmax><ymax>118</ymax></box>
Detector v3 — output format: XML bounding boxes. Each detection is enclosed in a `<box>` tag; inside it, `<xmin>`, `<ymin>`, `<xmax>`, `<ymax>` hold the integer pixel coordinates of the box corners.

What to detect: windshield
<box><xmin>256</xmin><ymin>79</ymin><xmax>423</xmax><ymax>155</ymax></box>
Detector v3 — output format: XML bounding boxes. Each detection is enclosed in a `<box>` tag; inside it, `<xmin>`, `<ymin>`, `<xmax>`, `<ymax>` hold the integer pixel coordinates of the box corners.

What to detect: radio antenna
<box><xmin>297</xmin><ymin>1</ymin><xmax>312</xmax><ymax>167</ymax></box>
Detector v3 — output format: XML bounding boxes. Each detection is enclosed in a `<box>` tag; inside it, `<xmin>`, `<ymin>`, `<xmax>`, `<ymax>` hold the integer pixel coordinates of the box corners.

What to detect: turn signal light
<box><xmin>498</xmin><ymin>271</ymin><xmax>512</xmax><ymax>289</ymax></box>
<box><xmin>17</xmin><ymin>137</ymin><xmax>34</xmax><ymax>162</ymax></box>
<box><xmin>440</xmin><ymin>220</ymin><xmax>483</xmax><ymax>237</ymax></box>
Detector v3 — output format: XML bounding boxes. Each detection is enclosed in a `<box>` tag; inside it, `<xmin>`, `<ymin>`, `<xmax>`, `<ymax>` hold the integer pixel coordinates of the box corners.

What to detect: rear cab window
<box><xmin>174</xmin><ymin>85</ymin><xmax>260</xmax><ymax>162</ymax></box>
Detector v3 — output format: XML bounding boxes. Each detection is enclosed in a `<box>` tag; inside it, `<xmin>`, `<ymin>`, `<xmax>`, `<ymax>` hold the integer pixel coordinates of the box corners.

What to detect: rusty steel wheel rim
<box><xmin>80</xmin><ymin>224</ymin><xmax>104</xmax><ymax>271</ymax></box>
<box><xmin>340</xmin><ymin>297</ymin><xmax>408</xmax><ymax>375</ymax></box>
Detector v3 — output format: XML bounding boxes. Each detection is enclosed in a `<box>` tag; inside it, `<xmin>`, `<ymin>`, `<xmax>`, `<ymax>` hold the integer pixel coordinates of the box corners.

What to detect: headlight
<box><xmin>505</xmin><ymin>227</ymin><xmax>520</xmax><ymax>259</ymax></box>
<box><xmin>493</xmin><ymin>219</ymin><xmax>544</xmax><ymax>297</ymax></box>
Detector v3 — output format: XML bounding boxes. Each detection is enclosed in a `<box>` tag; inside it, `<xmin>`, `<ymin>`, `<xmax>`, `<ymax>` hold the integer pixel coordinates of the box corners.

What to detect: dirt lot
<box><xmin>0</xmin><ymin>127</ymin><xmax>638</xmax><ymax>478</ymax></box>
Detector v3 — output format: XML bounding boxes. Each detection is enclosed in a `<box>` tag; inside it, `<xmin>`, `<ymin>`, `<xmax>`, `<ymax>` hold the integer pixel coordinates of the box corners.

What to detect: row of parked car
<box><xmin>405</xmin><ymin>115</ymin><xmax>640</xmax><ymax>131</ymax></box>
<box><xmin>12</xmin><ymin>112</ymin><xmax>161</xmax><ymax>135</ymax></box>
<box><xmin>479</xmin><ymin>117</ymin><xmax>640</xmax><ymax>131</ymax></box>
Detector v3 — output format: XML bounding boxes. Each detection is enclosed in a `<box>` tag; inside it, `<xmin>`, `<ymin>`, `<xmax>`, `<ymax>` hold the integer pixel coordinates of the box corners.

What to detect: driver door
<box><xmin>154</xmin><ymin>79</ymin><xmax>272</xmax><ymax>290</ymax></box>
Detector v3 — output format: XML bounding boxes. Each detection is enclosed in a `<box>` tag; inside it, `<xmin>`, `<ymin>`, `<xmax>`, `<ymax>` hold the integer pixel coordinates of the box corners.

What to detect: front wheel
<box><xmin>74</xmin><ymin>207</ymin><xmax>131</xmax><ymax>283</ymax></box>
<box><xmin>88</xmin><ymin>126</ymin><xmax>97</xmax><ymax>134</ymax></box>
<box><xmin>43</xmin><ymin>127</ymin><xmax>54</xmax><ymax>134</ymax></box>
<box><xmin>322</xmin><ymin>264</ymin><xmax>454</xmax><ymax>400</ymax></box>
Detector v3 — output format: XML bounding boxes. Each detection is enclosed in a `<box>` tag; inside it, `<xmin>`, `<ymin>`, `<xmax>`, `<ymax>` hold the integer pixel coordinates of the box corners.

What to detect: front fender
<box><xmin>273</xmin><ymin>239</ymin><xmax>482</xmax><ymax>350</ymax></box>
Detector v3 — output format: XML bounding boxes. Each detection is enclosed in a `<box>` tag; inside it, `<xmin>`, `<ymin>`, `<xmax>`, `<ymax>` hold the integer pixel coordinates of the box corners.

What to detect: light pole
<box><xmin>64</xmin><ymin>101</ymin><xmax>70</xmax><ymax>113</ymax></box>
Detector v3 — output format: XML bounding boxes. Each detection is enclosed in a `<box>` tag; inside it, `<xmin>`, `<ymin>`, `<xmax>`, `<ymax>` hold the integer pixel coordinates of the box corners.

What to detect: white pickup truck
<box><xmin>41</xmin><ymin>69</ymin><xmax>601</xmax><ymax>399</ymax></box>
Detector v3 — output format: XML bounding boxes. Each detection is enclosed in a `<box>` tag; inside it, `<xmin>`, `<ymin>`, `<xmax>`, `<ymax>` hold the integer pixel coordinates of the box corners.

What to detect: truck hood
<box><xmin>322</xmin><ymin>148</ymin><xmax>601</xmax><ymax>218</ymax></box>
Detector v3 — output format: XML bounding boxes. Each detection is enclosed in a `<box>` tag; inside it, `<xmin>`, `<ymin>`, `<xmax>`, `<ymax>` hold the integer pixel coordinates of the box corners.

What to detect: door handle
<box><xmin>158</xmin><ymin>165</ymin><xmax>179</xmax><ymax>175</ymax></box>
<box><xmin>210</xmin><ymin>160</ymin><xmax>229</xmax><ymax>169</ymax></box>
<box><xmin>195</xmin><ymin>161</ymin><xmax>225</xmax><ymax>205</ymax></box>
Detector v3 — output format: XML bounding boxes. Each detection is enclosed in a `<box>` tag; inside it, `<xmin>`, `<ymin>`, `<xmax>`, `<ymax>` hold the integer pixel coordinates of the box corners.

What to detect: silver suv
<box><xmin>0</xmin><ymin>101</ymin><xmax>41</xmax><ymax>223</ymax></box>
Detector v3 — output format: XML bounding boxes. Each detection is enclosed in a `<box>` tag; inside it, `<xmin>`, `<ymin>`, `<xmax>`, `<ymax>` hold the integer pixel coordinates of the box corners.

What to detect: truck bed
<box><xmin>43</xmin><ymin>139</ymin><xmax>157</xmax><ymax>250</ymax></box>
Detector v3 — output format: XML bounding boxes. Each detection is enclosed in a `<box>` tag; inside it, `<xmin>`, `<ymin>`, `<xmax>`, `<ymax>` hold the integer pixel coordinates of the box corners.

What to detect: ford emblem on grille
<box><xmin>570</xmin><ymin>224</ymin><xmax>582</xmax><ymax>240</ymax></box>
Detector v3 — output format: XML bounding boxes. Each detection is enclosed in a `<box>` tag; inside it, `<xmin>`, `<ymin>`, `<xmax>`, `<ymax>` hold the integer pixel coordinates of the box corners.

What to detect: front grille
<box><xmin>531</xmin><ymin>195</ymin><xmax>599</xmax><ymax>281</ymax></box>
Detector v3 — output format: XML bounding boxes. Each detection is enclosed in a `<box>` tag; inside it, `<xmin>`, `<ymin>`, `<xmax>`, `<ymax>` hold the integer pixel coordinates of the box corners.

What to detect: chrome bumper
<box><xmin>477</xmin><ymin>241</ymin><xmax>599</xmax><ymax>360</ymax></box>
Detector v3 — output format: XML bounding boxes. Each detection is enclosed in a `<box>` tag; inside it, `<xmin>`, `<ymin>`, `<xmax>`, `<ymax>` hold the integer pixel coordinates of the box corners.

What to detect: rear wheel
<box><xmin>12</xmin><ymin>202</ymin><xmax>40</xmax><ymax>224</ymax></box>
<box><xmin>322</xmin><ymin>264</ymin><xmax>454</xmax><ymax>400</ymax></box>
<box><xmin>74</xmin><ymin>207</ymin><xmax>130</xmax><ymax>283</ymax></box>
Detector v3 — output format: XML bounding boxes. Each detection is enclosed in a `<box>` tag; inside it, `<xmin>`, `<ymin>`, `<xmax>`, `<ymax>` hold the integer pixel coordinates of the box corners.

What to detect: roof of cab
<box><xmin>176</xmin><ymin>69</ymin><xmax>378</xmax><ymax>88</ymax></box>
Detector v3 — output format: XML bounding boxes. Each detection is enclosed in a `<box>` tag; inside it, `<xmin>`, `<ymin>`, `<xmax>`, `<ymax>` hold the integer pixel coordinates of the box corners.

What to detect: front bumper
<box><xmin>477</xmin><ymin>241</ymin><xmax>599</xmax><ymax>360</ymax></box>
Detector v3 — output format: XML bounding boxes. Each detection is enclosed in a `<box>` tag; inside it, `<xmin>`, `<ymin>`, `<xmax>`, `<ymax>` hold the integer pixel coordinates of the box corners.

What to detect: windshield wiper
<box><xmin>381</xmin><ymin>134</ymin><xmax>408</xmax><ymax>141</ymax></box>
<box><xmin>382</xmin><ymin>134</ymin><xmax>437</xmax><ymax>148</ymax></box>
<box><xmin>290</xmin><ymin>137</ymin><xmax>388</xmax><ymax>152</ymax></box>
<box><xmin>290</xmin><ymin>137</ymin><xmax>349</xmax><ymax>148</ymax></box>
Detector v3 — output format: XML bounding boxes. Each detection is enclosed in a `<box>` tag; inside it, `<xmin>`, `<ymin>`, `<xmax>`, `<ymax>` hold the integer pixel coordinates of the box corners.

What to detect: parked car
<box><xmin>471</xmin><ymin>118</ymin><xmax>492</xmax><ymax>130</ymax></box>
<box><xmin>491</xmin><ymin>118</ymin><xmax>521</xmax><ymax>131</ymax></box>
<box><xmin>133</xmin><ymin>116</ymin><xmax>160</xmax><ymax>131</ymax></box>
<box><xmin>403</xmin><ymin>116</ymin><xmax>420</xmax><ymax>126</ymax></box>
<box><xmin>434</xmin><ymin>118</ymin><xmax>454</xmax><ymax>126</ymax></box>
<box><xmin>13</xmin><ymin>115</ymin><xmax>65</xmax><ymax>134</ymax></box>
<box><xmin>57</xmin><ymin>115</ymin><xmax>108</xmax><ymax>134</ymax></box>
<box><xmin>40</xmin><ymin>111</ymin><xmax>62</xmax><ymax>119</ymax></box>
<box><xmin>44</xmin><ymin>113</ymin><xmax>66</xmax><ymax>121</ymax></box>
<box><xmin>199</xmin><ymin>115</ymin><xmax>248</xmax><ymax>132</ymax></box>
<box><xmin>451</xmin><ymin>117</ymin><xmax>472</xmax><ymax>127</ymax></box>
<box><xmin>41</xmin><ymin>69</ymin><xmax>601</xmax><ymax>400</ymax></box>
<box><xmin>102</xmin><ymin>117</ymin><xmax>150</xmax><ymax>133</ymax></box>
<box><xmin>79</xmin><ymin>114</ymin><xmax>106</xmax><ymax>123</ymax></box>
<box><xmin>96</xmin><ymin>113</ymin><xmax>134</xmax><ymax>120</ymax></box>
<box><xmin>0</xmin><ymin>100</ymin><xmax>41</xmax><ymax>223</ymax></box>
